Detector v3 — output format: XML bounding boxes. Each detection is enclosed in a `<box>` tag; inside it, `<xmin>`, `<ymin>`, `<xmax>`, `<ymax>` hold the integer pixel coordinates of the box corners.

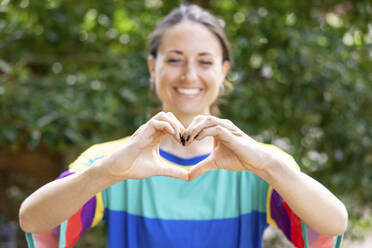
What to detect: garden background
<box><xmin>0</xmin><ymin>0</ymin><xmax>371</xmax><ymax>247</ymax></box>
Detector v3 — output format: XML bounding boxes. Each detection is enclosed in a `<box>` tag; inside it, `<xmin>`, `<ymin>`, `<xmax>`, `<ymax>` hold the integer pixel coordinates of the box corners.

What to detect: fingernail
<box><xmin>194</xmin><ymin>134</ymin><xmax>199</xmax><ymax>140</ymax></box>
<box><xmin>186</xmin><ymin>135</ymin><xmax>190</xmax><ymax>142</ymax></box>
<box><xmin>180</xmin><ymin>134</ymin><xmax>185</xmax><ymax>146</ymax></box>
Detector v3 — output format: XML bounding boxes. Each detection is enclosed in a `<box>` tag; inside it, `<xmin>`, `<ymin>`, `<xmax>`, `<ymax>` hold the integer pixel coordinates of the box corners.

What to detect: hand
<box><xmin>185</xmin><ymin>115</ymin><xmax>271</xmax><ymax>180</ymax></box>
<box><xmin>101</xmin><ymin>112</ymin><xmax>188</xmax><ymax>181</ymax></box>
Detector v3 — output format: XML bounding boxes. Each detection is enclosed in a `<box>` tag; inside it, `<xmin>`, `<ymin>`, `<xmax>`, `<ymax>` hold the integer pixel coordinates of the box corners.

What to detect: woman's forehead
<box><xmin>157</xmin><ymin>21</ymin><xmax>222</xmax><ymax>58</ymax></box>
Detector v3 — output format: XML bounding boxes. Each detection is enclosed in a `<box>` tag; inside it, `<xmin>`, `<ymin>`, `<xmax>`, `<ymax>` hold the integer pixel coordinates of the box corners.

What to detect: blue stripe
<box><xmin>105</xmin><ymin>209</ymin><xmax>268</xmax><ymax>248</ymax></box>
<box><xmin>159</xmin><ymin>149</ymin><xmax>210</xmax><ymax>166</ymax></box>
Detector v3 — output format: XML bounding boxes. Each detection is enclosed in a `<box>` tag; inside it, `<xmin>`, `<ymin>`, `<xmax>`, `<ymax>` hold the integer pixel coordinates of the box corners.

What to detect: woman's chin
<box><xmin>172</xmin><ymin>107</ymin><xmax>207</xmax><ymax>117</ymax></box>
<box><xmin>163</xmin><ymin>102</ymin><xmax>210</xmax><ymax>116</ymax></box>
<box><xmin>185</xmin><ymin>110</ymin><xmax>208</xmax><ymax>117</ymax></box>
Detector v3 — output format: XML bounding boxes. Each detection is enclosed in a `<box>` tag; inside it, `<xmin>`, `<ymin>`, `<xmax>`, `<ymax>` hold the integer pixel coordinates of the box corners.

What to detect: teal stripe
<box><xmin>25</xmin><ymin>233</ymin><xmax>36</xmax><ymax>248</ymax></box>
<box><xmin>85</xmin><ymin>156</ymin><xmax>105</xmax><ymax>166</ymax></box>
<box><xmin>334</xmin><ymin>234</ymin><xmax>343</xmax><ymax>248</ymax></box>
<box><xmin>301</xmin><ymin>221</ymin><xmax>309</xmax><ymax>248</ymax></box>
<box><xmin>106</xmin><ymin>169</ymin><xmax>269</xmax><ymax>220</ymax></box>
<box><xmin>59</xmin><ymin>220</ymin><xmax>67</xmax><ymax>248</ymax></box>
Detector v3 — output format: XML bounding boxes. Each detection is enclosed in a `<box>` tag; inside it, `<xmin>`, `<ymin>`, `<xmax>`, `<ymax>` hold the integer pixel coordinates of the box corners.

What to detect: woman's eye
<box><xmin>200</xmin><ymin>61</ymin><xmax>213</xmax><ymax>65</ymax></box>
<box><xmin>167</xmin><ymin>59</ymin><xmax>182</xmax><ymax>63</ymax></box>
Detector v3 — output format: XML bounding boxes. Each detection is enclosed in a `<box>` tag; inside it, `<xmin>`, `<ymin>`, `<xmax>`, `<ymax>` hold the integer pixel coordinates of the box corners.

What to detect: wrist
<box><xmin>87</xmin><ymin>158</ymin><xmax>122</xmax><ymax>188</ymax></box>
<box><xmin>257</xmin><ymin>146</ymin><xmax>301</xmax><ymax>185</ymax></box>
<box><xmin>91</xmin><ymin>138</ymin><xmax>139</xmax><ymax>183</ymax></box>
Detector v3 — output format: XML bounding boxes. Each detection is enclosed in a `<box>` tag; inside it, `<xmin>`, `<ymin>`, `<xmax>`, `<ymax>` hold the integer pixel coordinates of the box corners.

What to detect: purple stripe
<box><xmin>307</xmin><ymin>225</ymin><xmax>320</xmax><ymax>244</ymax></box>
<box><xmin>47</xmin><ymin>171</ymin><xmax>74</xmax><ymax>239</ymax></box>
<box><xmin>270</xmin><ymin>189</ymin><xmax>291</xmax><ymax>240</ymax></box>
<box><xmin>50</xmin><ymin>226</ymin><xmax>60</xmax><ymax>239</ymax></box>
<box><xmin>55</xmin><ymin>170</ymin><xmax>97</xmax><ymax>235</ymax></box>
<box><xmin>57</xmin><ymin>171</ymin><xmax>75</xmax><ymax>179</ymax></box>
<box><xmin>80</xmin><ymin>196</ymin><xmax>97</xmax><ymax>235</ymax></box>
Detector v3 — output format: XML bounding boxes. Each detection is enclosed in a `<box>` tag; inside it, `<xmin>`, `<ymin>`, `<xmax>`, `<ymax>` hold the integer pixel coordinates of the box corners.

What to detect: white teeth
<box><xmin>176</xmin><ymin>88</ymin><xmax>201</xmax><ymax>95</ymax></box>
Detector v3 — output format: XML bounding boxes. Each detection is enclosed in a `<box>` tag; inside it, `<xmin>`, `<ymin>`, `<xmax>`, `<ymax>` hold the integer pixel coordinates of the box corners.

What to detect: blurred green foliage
<box><xmin>0</xmin><ymin>0</ymin><xmax>371</xmax><ymax>207</ymax></box>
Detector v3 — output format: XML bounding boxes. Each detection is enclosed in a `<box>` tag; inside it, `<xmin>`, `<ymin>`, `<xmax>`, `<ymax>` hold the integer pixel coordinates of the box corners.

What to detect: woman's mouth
<box><xmin>174</xmin><ymin>87</ymin><xmax>202</xmax><ymax>97</ymax></box>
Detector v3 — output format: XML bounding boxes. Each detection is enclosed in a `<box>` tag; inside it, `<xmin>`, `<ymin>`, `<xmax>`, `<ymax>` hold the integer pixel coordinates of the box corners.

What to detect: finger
<box><xmin>184</xmin><ymin>115</ymin><xmax>205</xmax><ymax>144</ymax></box>
<box><xmin>188</xmin><ymin>156</ymin><xmax>216</xmax><ymax>180</ymax></box>
<box><xmin>195</xmin><ymin>125</ymin><xmax>235</xmax><ymax>143</ymax></box>
<box><xmin>165</xmin><ymin>112</ymin><xmax>187</xmax><ymax>144</ymax></box>
<box><xmin>166</xmin><ymin>112</ymin><xmax>186</xmax><ymax>134</ymax></box>
<box><xmin>154</xmin><ymin>112</ymin><xmax>184</xmax><ymax>144</ymax></box>
<box><xmin>153</xmin><ymin>112</ymin><xmax>180</xmax><ymax>134</ymax></box>
<box><xmin>187</xmin><ymin>116</ymin><xmax>240</xmax><ymax>143</ymax></box>
<box><xmin>157</xmin><ymin>163</ymin><xmax>189</xmax><ymax>180</ymax></box>
<box><xmin>187</xmin><ymin>115</ymin><xmax>215</xmax><ymax>138</ymax></box>
<box><xmin>150</xmin><ymin>119</ymin><xmax>176</xmax><ymax>137</ymax></box>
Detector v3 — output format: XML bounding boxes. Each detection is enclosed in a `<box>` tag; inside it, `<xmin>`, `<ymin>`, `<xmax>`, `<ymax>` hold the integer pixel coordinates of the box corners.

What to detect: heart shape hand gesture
<box><xmin>102</xmin><ymin>112</ymin><xmax>272</xmax><ymax>182</ymax></box>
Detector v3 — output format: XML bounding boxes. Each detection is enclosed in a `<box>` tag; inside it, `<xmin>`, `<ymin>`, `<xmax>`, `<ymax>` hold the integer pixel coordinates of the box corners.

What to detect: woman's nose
<box><xmin>183</xmin><ymin>62</ymin><xmax>198</xmax><ymax>83</ymax></box>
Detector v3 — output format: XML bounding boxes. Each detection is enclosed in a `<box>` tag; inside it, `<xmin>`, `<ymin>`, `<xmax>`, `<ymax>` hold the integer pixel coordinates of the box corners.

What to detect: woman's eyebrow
<box><xmin>166</xmin><ymin>50</ymin><xmax>183</xmax><ymax>55</ymax></box>
<box><xmin>198</xmin><ymin>52</ymin><xmax>213</xmax><ymax>56</ymax></box>
<box><xmin>165</xmin><ymin>50</ymin><xmax>214</xmax><ymax>56</ymax></box>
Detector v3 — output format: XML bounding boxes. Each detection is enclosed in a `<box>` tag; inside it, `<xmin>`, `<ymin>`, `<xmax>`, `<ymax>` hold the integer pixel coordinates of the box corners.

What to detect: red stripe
<box><xmin>310</xmin><ymin>235</ymin><xmax>334</xmax><ymax>248</ymax></box>
<box><xmin>65</xmin><ymin>207</ymin><xmax>83</xmax><ymax>247</ymax></box>
<box><xmin>283</xmin><ymin>201</ymin><xmax>305</xmax><ymax>248</ymax></box>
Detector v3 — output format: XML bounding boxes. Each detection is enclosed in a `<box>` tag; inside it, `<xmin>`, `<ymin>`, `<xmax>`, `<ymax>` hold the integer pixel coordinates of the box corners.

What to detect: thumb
<box><xmin>188</xmin><ymin>156</ymin><xmax>216</xmax><ymax>181</ymax></box>
<box><xmin>158</xmin><ymin>163</ymin><xmax>189</xmax><ymax>181</ymax></box>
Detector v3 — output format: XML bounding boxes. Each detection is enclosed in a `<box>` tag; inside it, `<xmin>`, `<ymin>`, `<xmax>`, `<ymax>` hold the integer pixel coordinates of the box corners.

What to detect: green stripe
<box><xmin>105</xmin><ymin>169</ymin><xmax>269</xmax><ymax>220</ymax></box>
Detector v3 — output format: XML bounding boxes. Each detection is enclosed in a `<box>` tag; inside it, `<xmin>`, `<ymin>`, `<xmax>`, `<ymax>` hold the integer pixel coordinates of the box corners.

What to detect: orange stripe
<box><xmin>310</xmin><ymin>235</ymin><xmax>334</xmax><ymax>248</ymax></box>
<box><xmin>65</xmin><ymin>207</ymin><xmax>83</xmax><ymax>247</ymax></box>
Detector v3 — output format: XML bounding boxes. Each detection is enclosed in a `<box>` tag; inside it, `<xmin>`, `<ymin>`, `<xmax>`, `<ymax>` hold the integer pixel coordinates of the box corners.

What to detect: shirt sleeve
<box><xmin>264</xmin><ymin>145</ymin><xmax>343</xmax><ymax>248</ymax></box>
<box><xmin>25</xmin><ymin>146</ymin><xmax>106</xmax><ymax>248</ymax></box>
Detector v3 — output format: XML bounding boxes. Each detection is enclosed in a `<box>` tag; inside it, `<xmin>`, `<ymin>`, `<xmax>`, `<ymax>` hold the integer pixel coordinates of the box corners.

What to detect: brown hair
<box><xmin>148</xmin><ymin>4</ymin><xmax>233</xmax><ymax>116</ymax></box>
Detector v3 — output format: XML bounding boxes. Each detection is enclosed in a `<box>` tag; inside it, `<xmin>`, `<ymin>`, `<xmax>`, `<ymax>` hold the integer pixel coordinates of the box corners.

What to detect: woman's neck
<box><xmin>159</xmin><ymin>134</ymin><xmax>213</xmax><ymax>158</ymax></box>
<box><xmin>174</xmin><ymin>114</ymin><xmax>195</xmax><ymax>128</ymax></box>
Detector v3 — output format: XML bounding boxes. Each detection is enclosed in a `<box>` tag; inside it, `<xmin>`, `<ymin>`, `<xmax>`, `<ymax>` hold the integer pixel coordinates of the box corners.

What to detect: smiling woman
<box><xmin>148</xmin><ymin>20</ymin><xmax>230</xmax><ymax>120</ymax></box>
<box><xmin>19</xmin><ymin>4</ymin><xmax>347</xmax><ymax>248</ymax></box>
<box><xmin>148</xmin><ymin>5</ymin><xmax>232</xmax><ymax>118</ymax></box>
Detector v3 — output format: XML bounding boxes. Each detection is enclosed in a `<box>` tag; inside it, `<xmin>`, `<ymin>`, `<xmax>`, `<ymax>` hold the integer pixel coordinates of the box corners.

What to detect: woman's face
<box><xmin>148</xmin><ymin>21</ymin><xmax>230</xmax><ymax>117</ymax></box>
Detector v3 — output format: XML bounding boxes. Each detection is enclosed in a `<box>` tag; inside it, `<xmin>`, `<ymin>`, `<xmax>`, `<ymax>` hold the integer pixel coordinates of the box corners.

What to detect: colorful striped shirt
<box><xmin>25</xmin><ymin>137</ymin><xmax>343</xmax><ymax>248</ymax></box>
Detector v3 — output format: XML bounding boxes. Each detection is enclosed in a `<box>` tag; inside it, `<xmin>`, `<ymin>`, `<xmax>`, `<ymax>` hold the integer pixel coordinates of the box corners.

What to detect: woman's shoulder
<box><xmin>68</xmin><ymin>136</ymin><xmax>131</xmax><ymax>170</ymax></box>
<box><xmin>87</xmin><ymin>136</ymin><xmax>131</xmax><ymax>154</ymax></box>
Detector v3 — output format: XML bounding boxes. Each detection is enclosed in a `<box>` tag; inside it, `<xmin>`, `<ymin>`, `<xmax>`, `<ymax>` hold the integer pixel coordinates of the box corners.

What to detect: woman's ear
<box><xmin>147</xmin><ymin>55</ymin><xmax>155</xmax><ymax>78</ymax></box>
<box><xmin>222</xmin><ymin>60</ymin><xmax>230</xmax><ymax>78</ymax></box>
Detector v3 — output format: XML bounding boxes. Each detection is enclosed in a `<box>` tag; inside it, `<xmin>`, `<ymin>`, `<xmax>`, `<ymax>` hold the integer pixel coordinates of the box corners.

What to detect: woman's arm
<box><xmin>19</xmin><ymin>112</ymin><xmax>188</xmax><ymax>234</ymax></box>
<box><xmin>19</xmin><ymin>158</ymin><xmax>116</xmax><ymax>233</ymax></box>
<box><xmin>254</xmin><ymin>145</ymin><xmax>348</xmax><ymax>236</ymax></box>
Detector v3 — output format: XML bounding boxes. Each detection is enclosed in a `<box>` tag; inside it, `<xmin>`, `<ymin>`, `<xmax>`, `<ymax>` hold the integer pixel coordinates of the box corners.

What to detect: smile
<box><xmin>174</xmin><ymin>87</ymin><xmax>202</xmax><ymax>97</ymax></box>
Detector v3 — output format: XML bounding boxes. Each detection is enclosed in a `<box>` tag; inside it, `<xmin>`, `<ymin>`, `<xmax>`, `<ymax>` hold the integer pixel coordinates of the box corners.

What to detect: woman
<box><xmin>19</xmin><ymin>5</ymin><xmax>347</xmax><ymax>248</ymax></box>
